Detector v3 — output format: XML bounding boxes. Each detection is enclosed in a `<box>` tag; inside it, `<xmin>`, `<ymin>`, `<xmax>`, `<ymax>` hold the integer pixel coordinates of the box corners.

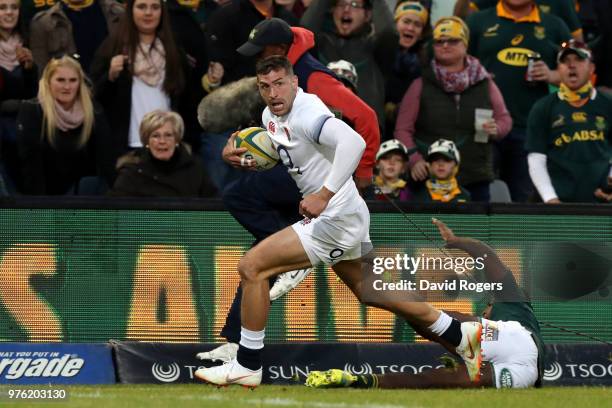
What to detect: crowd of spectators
<box><xmin>0</xmin><ymin>0</ymin><xmax>609</xmax><ymax>203</ymax></box>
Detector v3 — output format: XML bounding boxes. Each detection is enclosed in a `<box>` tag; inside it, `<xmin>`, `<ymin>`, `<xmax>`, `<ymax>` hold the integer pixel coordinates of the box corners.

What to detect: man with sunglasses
<box><xmin>300</xmin><ymin>0</ymin><xmax>394</xmax><ymax>134</ymax></box>
<box><xmin>526</xmin><ymin>40</ymin><xmax>612</xmax><ymax>203</ymax></box>
<box><xmin>465</xmin><ymin>0</ymin><xmax>571</xmax><ymax>203</ymax></box>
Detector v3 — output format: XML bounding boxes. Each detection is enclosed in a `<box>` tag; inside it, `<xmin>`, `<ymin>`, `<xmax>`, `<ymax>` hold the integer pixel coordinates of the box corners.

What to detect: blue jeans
<box><xmin>494</xmin><ymin>128</ymin><xmax>533</xmax><ymax>203</ymax></box>
<box><xmin>220</xmin><ymin>165</ymin><xmax>302</xmax><ymax>342</ymax></box>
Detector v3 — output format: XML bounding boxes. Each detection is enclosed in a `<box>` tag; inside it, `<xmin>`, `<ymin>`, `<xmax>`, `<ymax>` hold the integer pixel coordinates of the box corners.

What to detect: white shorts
<box><xmin>481</xmin><ymin>319</ymin><xmax>539</xmax><ymax>389</ymax></box>
<box><xmin>291</xmin><ymin>199</ymin><xmax>371</xmax><ymax>266</ymax></box>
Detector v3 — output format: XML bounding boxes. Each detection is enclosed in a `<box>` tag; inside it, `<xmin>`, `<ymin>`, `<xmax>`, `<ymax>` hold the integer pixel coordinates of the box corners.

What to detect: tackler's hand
<box><xmin>432</xmin><ymin>218</ymin><xmax>457</xmax><ymax>243</ymax></box>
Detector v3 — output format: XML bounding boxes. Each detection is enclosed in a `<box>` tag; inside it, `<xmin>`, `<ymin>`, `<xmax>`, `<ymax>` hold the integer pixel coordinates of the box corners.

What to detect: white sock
<box><xmin>239</xmin><ymin>327</ymin><xmax>265</xmax><ymax>350</ymax></box>
<box><xmin>427</xmin><ymin>311</ymin><xmax>452</xmax><ymax>336</ymax></box>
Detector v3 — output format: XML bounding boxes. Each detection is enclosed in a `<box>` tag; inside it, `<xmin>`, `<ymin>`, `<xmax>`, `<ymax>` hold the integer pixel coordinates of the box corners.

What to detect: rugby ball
<box><xmin>234</xmin><ymin>127</ymin><xmax>279</xmax><ymax>171</ymax></box>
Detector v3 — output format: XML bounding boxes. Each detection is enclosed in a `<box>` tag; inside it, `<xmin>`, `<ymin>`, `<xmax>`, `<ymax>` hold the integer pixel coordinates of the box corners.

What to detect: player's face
<box><xmin>429</xmin><ymin>157</ymin><xmax>455</xmax><ymax>180</ymax></box>
<box><xmin>332</xmin><ymin>0</ymin><xmax>371</xmax><ymax>37</ymax></box>
<box><xmin>133</xmin><ymin>0</ymin><xmax>162</xmax><ymax>35</ymax></box>
<box><xmin>482</xmin><ymin>303</ymin><xmax>493</xmax><ymax>319</ymax></box>
<box><xmin>147</xmin><ymin>121</ymin><xmax>177</xmax><ymax>161</ymax></box>
<box><xmin>377</xmin><ymin>152</ymin><xmax>406</xmax><ymax>180</ymax></box>
<box><xmin>257</xmin><ymin>68</ymin><xmax>299</xmax><ymax>116</ymax></box>
<box><xmin>558</xmin><ymin>53</ymin><xmax>594</xmax><ymax>91</ymax></box>
<box><xmin>396</xmin><ymin>14</ymin><xmax>424</xmax><ymax>49</ymax></box>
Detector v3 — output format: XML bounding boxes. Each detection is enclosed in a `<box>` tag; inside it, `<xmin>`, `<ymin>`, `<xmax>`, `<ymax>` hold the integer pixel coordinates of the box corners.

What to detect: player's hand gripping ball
<box><xmin>234</xmin><ymin>127</ymin><xmax>279</xmax><ymax>171</ymax></box>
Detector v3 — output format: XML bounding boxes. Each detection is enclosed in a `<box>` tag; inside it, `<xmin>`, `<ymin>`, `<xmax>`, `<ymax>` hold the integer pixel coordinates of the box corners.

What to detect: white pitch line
<box><xmin>178</xmin><ymin>393</ymin><xmax>422</xmax><ymax>408</ymax></box>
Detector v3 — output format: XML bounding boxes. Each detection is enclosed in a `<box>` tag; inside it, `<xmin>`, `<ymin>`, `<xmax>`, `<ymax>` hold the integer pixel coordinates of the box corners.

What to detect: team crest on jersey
<box><xmin>552</xmin><ymin>114</ymin><xmax>565</xmax><ymax>128</ymax></box>
<box><xmin>572</xmin><ymin>112</ymin><xmax>587</xmax><ymax>123</ymax></box>
<box><xmin>268</xmin><ymin>121</ymin><xmax>276</xmax><ymax>133</ymax></box>
<box><xmin>511</xmin><ymin>34</ymin><xmax>524</xmax><ymax>46</ymax></box>
<box><xmin>300</xmin><ymin>218</ymin><xmax>312</xmax><ymax>225</ymax></box>
<box><xmin>595</xmin><ymin>116</ymin><xmax>607</xmax><ymax>131</ymax></box>
<box><xmin>534</xmin><ymin>26</ymin><xmax>546</xmax><ymax>40</ymax></box>
<box><xmin>538</xmin><ymin>4</ymin><xmax>551</xmax><ymax>14</ymax></box>
<box><xmin>484</xmin><ymin>24</ymin><xmax>499</xmax><ymax>37</ymax></box>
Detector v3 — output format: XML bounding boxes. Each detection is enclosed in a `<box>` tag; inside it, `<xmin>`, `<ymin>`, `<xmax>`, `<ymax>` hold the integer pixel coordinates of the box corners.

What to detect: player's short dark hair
<box><xmin>255</xmin><ymin>56</ymin><xmax>294</xmax><ymax>76</ymax></box>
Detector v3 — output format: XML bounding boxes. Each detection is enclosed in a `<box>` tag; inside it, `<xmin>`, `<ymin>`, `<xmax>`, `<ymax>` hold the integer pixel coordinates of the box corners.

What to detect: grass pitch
<box><xmin>1</xmin><ymin>385</ymin><xmax>610</xmax><ymax>408</ymax></box>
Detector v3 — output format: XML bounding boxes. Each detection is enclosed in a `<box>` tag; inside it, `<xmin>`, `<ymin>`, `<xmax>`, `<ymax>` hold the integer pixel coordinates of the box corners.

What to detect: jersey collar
<box><xmin>496</xmin><ymin>1</ymin><xmax>541</xmax><ymax>23</ymax></box>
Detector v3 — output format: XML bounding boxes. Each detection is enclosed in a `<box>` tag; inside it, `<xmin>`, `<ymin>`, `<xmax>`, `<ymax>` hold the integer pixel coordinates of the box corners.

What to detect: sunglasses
<box><xmin>335</xmin><ymin>1</ymin><xmax>366</xmax><ymax>9</ymax></box>
<box><xmin>433</xmin><ymin>38</ymin><xmax>462</xmax><ymax>47</ymax></box>
<box><xmin>561</xmin><ymin>40</ymin><xmax>588</xmax><ymax>50</ymax></box>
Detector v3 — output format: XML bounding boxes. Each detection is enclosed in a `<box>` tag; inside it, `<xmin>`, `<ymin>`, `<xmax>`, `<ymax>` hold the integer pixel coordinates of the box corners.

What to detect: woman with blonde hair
<box><xmin>110</xmin><ymin>109</ymin><xmax>215</xmax><ymax>197</ymax></box>
<box><xmin>17</xmin><ymin>55</ymin><xmax>116</xmax><ymax>195</ymax></box>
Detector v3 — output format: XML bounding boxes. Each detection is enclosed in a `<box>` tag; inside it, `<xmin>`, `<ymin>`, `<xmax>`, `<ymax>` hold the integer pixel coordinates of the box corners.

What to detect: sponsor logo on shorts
<box><xmin>329</xmin><ymin>249</ymin><xmax>344</xmax><ymax>259</ymax></box>
<box><xmin>499</xmin><ymin>368</ymin><xmax>513</xmax><ymax>388</ymax></box>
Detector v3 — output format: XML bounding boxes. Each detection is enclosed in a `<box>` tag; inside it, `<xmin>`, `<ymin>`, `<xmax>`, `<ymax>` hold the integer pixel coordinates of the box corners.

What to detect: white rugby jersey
<box><xmin>262</xmin><ymin>88</ymin><xmax>361</xmax><ymax>215</ymax></box>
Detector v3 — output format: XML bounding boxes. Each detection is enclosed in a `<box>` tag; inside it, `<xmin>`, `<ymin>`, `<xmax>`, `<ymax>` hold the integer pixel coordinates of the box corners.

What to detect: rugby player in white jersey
<box><xmin>195</xmin><ymin>56</ymin><xmax>484</xmax><ymax>387</ymax></box>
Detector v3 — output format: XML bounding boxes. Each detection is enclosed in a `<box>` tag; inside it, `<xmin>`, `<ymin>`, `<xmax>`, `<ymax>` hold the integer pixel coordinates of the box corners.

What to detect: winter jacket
<box><xmin>110</xmin><ymin>144</ymin><xmax>216</xmax><ymax>197</ymax></box>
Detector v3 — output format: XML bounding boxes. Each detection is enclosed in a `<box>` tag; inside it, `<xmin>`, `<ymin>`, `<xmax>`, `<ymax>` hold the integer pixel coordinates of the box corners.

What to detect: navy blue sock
<box><xmin>237</xmin><ymin>344</ymin><xmax>262</xmax><ymax>371</ymax></box>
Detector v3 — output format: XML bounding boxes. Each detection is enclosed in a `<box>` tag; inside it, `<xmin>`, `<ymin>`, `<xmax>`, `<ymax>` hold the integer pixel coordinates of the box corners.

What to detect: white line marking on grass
<box><xmin>178</xmin><ymin>393</ymin><xmax>421</xmax><ymax>408</ymax></box>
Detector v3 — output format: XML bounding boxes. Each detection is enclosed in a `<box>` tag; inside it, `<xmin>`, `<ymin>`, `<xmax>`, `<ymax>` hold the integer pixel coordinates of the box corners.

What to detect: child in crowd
<box><xmin>411</xmin><ymin>139</ymin><xmax>471</xmax><ymax>203</ymax></box>
<box><xmin>367</xmin><ymin>139</ymin><xmax>411</xmax><ymax>201</ymax></box>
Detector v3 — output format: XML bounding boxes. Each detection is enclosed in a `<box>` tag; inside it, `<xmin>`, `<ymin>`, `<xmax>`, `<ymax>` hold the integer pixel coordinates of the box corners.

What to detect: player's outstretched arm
<box><xmin>432</xmin><ymin>218</ymin><xmax>511</xmax><ymax>285</ymax></box>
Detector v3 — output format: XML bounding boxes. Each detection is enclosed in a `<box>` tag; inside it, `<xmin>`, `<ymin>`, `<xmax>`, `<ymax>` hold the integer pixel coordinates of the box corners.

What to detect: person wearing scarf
<box><xmin>16</xmin><ymin>55</ymin><xmax>116</xmax><ymax>195</ymax></box>
<box><xmin>379</xmin><ymin>1</ymin><xmax>428</xmax><ymax>140</ymax></box>
<box><xmin>90</xmin><ymin>0</ymin><xmax>190</xmax><ymax>155</ymax></box>
<box><xmin>411</xmin><ymin>138</ymin><xmax>470</xmax><ymax>203</ymax></box>
<box><xmin>395</xmin><ymin>16</ymin><xmax>512</xmax><ymax>202</ymax></box>
<box><xmin>526</xmin><ymin>40</ymin><xmax>612</xmax><ymax>203</ymax></box>
<box><xmin>110</xmin><ymin>109</ymin><xmax>216</xmax><ymax>197</ymax></box>
<box><xmin>365</xmin><ymin>138</ymin><xmax>412</xmax><ymax>201</ymax></box>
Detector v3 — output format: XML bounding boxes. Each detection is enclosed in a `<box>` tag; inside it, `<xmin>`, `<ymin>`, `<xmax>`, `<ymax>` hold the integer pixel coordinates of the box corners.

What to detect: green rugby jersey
<box><xmin>470</xmin><ymin>0</ymin><xmax>582</xmax><ymax>35</ymax></box>
<box><xmin>526</xmin><ymin>91</ymin><xmax>612</xmax><ymax>202</ymax></box>
<box><xmin>467</xmin><ymin>4</ymin><xmax>571</xmax><ymax>128</ymax></box>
